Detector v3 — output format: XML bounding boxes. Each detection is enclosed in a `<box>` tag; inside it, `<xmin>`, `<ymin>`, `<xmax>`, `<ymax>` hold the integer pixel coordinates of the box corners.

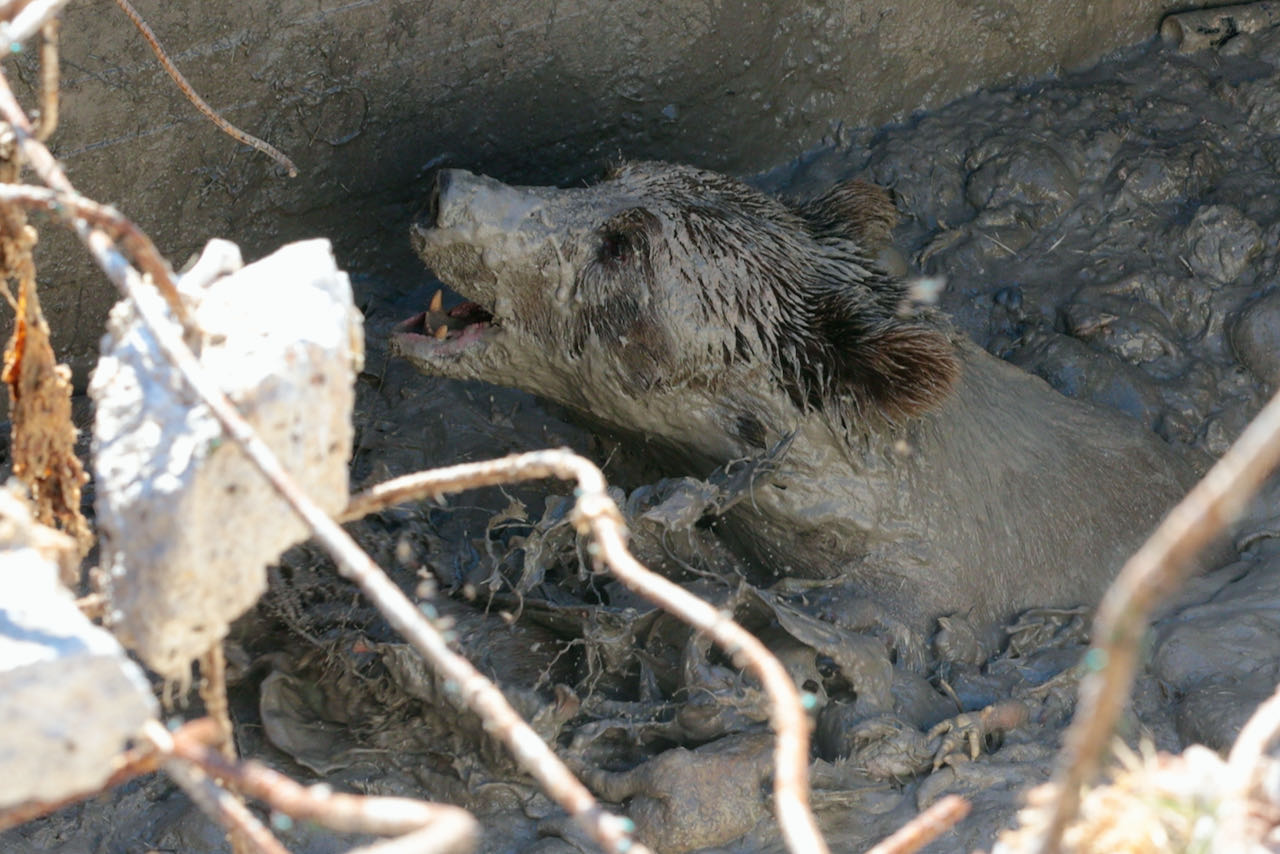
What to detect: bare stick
<box><xmin>33</xmin><ymin>16</ymin><xmax>56</xmax><ymax>140</ymax></box>
<box><xmin>74</xmin><ymin>590</ymin><xmax>107</xmax><ymax>619</ymax></box>
<box><xmin>344</xmin><ymin>454</ymin><xmax>830</xmax><ymax>854</ymax></box>
<box><xmin>144</xmin><ymin>723</ymin><xmax>291</xmax><ymax>854</ymax></box>
<box><xmin>111</xmin><ymin>0</ymin><xmax>297</xmax><ymax>176</ymax></box>
<box><xmin>1037</xmin><ymin>385</ymin><xmax>1280</xmax><ymax>854</ymax></box>
<box><xmin>197</xmin><ymin>644</ymin><xmax>255</xmax><ymax>854</ymax></box>
<box><xmin>0</xmin><ymin>2</ymin><xmax>38</xmax><ymax>26</ymax></box>
<box><xmin>170</xmin><ymin>726</ymin><xmax>479</xmax><ymax>850</ymax></box>
<box><xmin>863</xmin><ymin>795</ymin><xmax>970</xmax><ymax>854</ymax></box>
<box><xmin>199</xmin><ymin>644</ymin><xmax>236</xmax><ymax>765</ymax></box>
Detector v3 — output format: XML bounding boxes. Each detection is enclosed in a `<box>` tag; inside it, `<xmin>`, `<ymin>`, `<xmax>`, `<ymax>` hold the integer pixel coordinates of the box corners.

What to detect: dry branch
<box><xmin>112</xmin><ymin>0</ymin><xmax>298</xmax><ymax>176</ymax></box>
<box><xmin>344</xmin><ymin>454</ymin><xmax>830</xmax><ymax>854</ymax></box>
<box><xmin>33</xmin><ymin>17</ymin><xmax>55</xmax><ymax>140</ymax></box>
<box><xmin>169</xmin><ymin>725</ymin><xmax>479</xmax><ymax>849</ymax></box>
<box><xmin>1037</xmin><ymin>384</ymin><xmax>1280</xmax><ymax>854</ymax></box>
<box><xmin>10</xmin><ymin>713</ymin><xmax>480</xmax><ymax>854</ymax></box>
<box><xmin>145</xmin><ymin>723</ymin><xmax>292</xmax><ymax>854</ymax></box>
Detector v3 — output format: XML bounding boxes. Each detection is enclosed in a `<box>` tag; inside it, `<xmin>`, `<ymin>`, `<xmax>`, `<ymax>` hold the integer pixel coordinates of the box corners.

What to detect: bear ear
<box><xmin>795</xmin><ymin>180</ymin><xmax>900</xmax><ymax>251</ymax></box>
<box><xmin>809</xmin><ymin>292</ymin><xmax>961</xmax><ymax>420</ymax></box>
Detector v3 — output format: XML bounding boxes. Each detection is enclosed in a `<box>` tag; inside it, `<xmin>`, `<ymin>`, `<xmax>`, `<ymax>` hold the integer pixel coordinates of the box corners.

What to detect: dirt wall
<box><xmin>8</xmin><ymin>0</ymin><xmax>1210</xmax><ymax>383</ymax></box>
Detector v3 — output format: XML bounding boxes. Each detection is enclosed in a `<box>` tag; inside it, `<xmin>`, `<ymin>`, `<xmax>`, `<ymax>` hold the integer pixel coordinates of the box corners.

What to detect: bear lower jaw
<box><xmin>392</xmin><ymin>299</ymin><xmax>498</xmax><ymax>361</ymax></box>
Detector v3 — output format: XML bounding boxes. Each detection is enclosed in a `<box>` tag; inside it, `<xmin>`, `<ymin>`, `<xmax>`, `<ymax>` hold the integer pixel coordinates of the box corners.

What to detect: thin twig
<box><xmin>111</xmin><ymin>0</ymin><xmax>297</xmax><ymax>177</ymax></box>
<box><xmin>863</xmin><ymin>795</ymin><xmax>970</xmax><ymax>854</ymax></box>
<box><xmin>144</xmin><ymin>722</ymin><xmax>291</xmax><ymax>854</ymax></box>
<box><xmin>199</xmin><ymin>644</ymin><xmax>236</xmax><ymax>765</ymax></box>
<box><xmin>1037</xmin><ymin>385</ymin><xmax>1280</xmax><ymax>854</ymax></box>
<box><xmin>0</xmin><ymin>719</ymin><xmax>228</xmax><ymax>831</ymax></box>
<box><xmin>33</xmin><ymin>16</ymin><xmax>55</xmax><ymax>140</ymax></box>
<box><xmin>198</xmin><ymin>643</ymin><xmax>253</xmax><ymax>854</ymax></box>
<box><xmin>0</xmin><ymin>71</ymin><xmax>642</xmax><ymax>850</ymax></box>
<box><xmin>169</xmin><ymin>726</ymin><xmax>479</xmax><ymax>850</ymax></box>
<box><xmin>980</xmin><ymin>230</ymin><xmax>1018</xmax><ymax>257</ymax></box>
<box><xmin>0</xmin><ymin>2</ymin><xmax>38</xmax><ymax>26</ymax></box>
<box><xmin>344</xmin><ymin>455</ymin><xmax>830</xmax><ymax>854</ymax></box>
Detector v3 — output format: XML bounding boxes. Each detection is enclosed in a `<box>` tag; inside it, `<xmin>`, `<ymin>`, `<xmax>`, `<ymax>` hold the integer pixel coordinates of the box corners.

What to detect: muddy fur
<box><xmin>394</xmin><ymin>162</ymin><xmax>1201</xmax><ymax>650</ymax></box>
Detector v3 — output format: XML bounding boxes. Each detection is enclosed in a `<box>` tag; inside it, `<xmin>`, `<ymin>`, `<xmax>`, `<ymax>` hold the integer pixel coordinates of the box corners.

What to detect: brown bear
<box><xmin>393</xmin><ymin>162</ymin><xmax>1198</xmax><ymax>653</ymax></box>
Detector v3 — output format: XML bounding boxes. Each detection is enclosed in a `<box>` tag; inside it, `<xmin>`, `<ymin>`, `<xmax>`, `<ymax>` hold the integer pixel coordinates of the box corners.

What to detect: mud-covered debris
<box><xmin>571</xmin><ymin>732</ymin><xmax>774</xmax><ymax>854</ymax></box>
<box><xmin>256</xmin><ymin>595</ymin><xmax>576</xmax><ymax>780</ymax></box>
<box><xmin>92</xmin><ymin>238</ymin><xmax>364</xmax><ymax>679</ymax></box>
<box><xmin>0</xmin><ymin>487</ymin><xmax>156</xmax><ymax>809</ymax></box>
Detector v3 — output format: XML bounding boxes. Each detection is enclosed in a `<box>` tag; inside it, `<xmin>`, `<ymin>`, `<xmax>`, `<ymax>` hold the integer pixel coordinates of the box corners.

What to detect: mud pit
<box><xmin>10</xmin><ymin>20</ymin><xmax>1280</xmax><ymax>854</ymax></box>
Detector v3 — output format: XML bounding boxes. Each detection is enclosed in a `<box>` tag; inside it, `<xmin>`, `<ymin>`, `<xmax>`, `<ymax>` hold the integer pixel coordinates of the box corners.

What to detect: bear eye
<box><xmin>600</xmin><ymin>230</ymin><xmax>633</xmax><ymax>265</ymax></box>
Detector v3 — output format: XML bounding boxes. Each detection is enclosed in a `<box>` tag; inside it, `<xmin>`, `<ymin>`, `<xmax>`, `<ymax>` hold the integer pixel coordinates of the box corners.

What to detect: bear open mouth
<box><xmin>392</xmin><ymin>289</ymin><xmax>498</xmax><ymax>356</ymax></box>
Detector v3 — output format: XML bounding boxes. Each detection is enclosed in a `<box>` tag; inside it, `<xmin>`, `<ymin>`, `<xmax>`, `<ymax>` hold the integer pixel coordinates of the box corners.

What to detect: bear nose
<box><xmin>420</xmin><ymin>169</ymin><xmax>549</xmax><ymax>234</ymax></box>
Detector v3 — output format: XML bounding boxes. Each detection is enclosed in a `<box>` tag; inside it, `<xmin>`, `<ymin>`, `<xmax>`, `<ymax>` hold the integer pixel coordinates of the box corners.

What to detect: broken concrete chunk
<box><xmin>91</xmin><ymin>239</ymin><xmax>364</xmax><ymax>679</ymax></box>
<box><xmin>0</xmin><ymin>498</ymin><xmax>157</xmax><ymax>808</ymax></box>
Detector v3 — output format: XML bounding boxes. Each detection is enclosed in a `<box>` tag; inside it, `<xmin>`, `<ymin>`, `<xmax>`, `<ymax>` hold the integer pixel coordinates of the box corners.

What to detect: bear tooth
<box><xmin>429</xmin><ymin>289</ymin><xmax>443</xmax><ymax>313</ymax></box>
<box><xmin>434</xmin><ymin>325</ymin><xmax>449</xmax><ymax>340</ymax></box>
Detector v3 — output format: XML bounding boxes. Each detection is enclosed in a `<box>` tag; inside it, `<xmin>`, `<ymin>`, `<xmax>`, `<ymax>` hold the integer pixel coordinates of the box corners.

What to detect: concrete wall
<box><xmin>9</xmin><ymin>0</ymin><xmax>1207</xmax><ymax>381</ymax></box>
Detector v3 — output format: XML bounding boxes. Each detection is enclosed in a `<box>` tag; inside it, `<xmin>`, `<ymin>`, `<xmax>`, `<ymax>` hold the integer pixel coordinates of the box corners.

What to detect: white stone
<box><xmin>0</xmin><ymin>491</ymin><xmax>157</xmax><ymax>808</ymax></box>
<box><xmin>91</xmin><ymin>239</ymin><xmax>364</xmax><ymax>678</ymax></box>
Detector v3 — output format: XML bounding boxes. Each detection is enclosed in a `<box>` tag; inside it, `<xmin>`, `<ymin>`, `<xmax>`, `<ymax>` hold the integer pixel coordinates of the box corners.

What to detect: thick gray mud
<box><xmin>9</xmin><ymin>26</ymin><xmax>1280</xmax><ymax>854</ymax></box>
